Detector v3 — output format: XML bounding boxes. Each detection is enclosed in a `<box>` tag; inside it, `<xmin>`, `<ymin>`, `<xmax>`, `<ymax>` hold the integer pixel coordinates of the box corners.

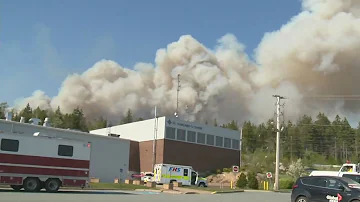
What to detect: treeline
<box><xmin>1</xmin><ymin>102</ymin><xmax>359</xmax><ymax>166</ymax></box>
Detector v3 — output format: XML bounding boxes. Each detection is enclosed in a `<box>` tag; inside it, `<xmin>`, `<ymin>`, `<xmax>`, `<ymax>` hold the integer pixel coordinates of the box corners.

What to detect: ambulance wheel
<box><xmin>44</xmin><ymin>178</ymin><xmax>61</xmax><ymax>193</ymax></box>
<box><xmin>198</xmin><ymin>182</ymin><xmax>205</xmax><ymax>187</ymax></box>
<box><xmin>170</xmin><ymin>180</ymin><xmax>176</xmax><ymax>184</ymax></box>
<box><xmin>10</xmin><ymin>185</ymin><xmax>22</xmax><ymax>191</ymax></box>
<box><xmin>23</xmin><ymin>178</ymin><xmax>41</xmax><ymax>192</ymax></box>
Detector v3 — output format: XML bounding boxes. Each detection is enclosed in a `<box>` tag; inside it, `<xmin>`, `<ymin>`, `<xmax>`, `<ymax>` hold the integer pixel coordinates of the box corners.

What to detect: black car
<box><xmin>291</xmin><ymin>175</ymin><xmax>360</xmax><ymax>202</ymax></box>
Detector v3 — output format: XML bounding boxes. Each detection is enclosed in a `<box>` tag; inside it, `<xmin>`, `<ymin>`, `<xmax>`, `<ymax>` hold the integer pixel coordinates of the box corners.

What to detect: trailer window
<box><xmin>0</xmin><ymin>139</ymin><xmax>19</xmax><ymax>152</ymax></box>
<box><xmin>232</xmin><ymin>139</ymin><xmax>240</xmax><ymax>150</ymax></box>
<box><xmin>58</xmin><ymin>145</ymin><xmax>73</xmax><ymax>157</ymax></box>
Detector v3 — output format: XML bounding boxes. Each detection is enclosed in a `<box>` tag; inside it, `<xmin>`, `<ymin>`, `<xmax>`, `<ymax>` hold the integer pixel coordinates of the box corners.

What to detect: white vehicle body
<box><xmin>0</xmin><ymin>131</ymin><xmax>91</xmax><ymax>192</ymax></box>
<box><xmin>153</xmin><ymin>163</ymin><xmax>207</xmax><ymax>187</ymax></box>
<box><xmin>310</xmin><ymin>163</ymin><xmax>360</xmax><ymax>177</ymax></box>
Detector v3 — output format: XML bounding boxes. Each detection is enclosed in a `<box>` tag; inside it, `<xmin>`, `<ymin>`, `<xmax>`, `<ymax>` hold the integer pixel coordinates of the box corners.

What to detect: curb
<box><xmin>211</xmin><ymin>190</ymin><xmax>244</xmax><ymax>194</ymax></box>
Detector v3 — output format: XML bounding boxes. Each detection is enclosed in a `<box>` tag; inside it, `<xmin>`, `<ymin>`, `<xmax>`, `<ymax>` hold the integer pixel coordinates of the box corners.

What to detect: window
<box><xmin>206</xmin><ymin>134</ymin><xmax>214</xmax><ymax>145</ymax></box>
<box><xmin>215</xmin><ymin>136</ymin><xmax>223</xmax><ymax>147</ymax></box>
<box><xmin>326</xmin><ymin>179</ymin><xmax>343</xmax><ymax>189</ymax></box>
<box><xmin>177</xmin><ymin>129</ymin><xmax>186</xmax><ymax>141</ymax></box>
<box><xmin>224</xmin><ymin>138</ymin><xmax>231</xmax><ymax>148</ymax></box>
<box><xmin>58</xmin><ymin>145</ymin><xmax>74</xmax><ymax>157</ymax></box>
<box><xmin>183</xmin><ymin>169</ymin><xmax>189</xmax><ymax>176</ymax></box>
<box><xmin>187</xmin><ymin>131</ymin><xmax>196</xmax><ymax>143</ymax></box>
<box><xmin>0</xmin><ymin>139</ymin><xmax>19</xmax><ymax>152</ymax></box>
<box><xmin>343</xmin><ymin>174</ymin><xmax>360</xmax><ymax>184</ymax></box>
<box><xmin>165</xmin><ymin>127</ymin><xmax>176</xmax><ymax>139</ymax></box>
<box><xmin>232</xmin><ymin>139</ymin><xmax>240</xmax><ymax>150</ymax></box>
<box><xmin>197</xmin><ymin>133</ymin><xmax>205</xmax><ymax>144</ymax></box>
<box><xmin>301</xmin><ymin>177</ymin><xmax>327</xmax><ymax>187</ymax></box>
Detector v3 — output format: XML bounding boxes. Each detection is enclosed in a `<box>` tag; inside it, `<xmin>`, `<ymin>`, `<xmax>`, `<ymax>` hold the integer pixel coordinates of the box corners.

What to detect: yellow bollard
<box><xmin>266</xmin><ymin>181</ymin><xmax>269</xmax><ymax>190</ymax></box>
<box><xmin>230</xmin><ymin>181</ymin><xmax>233</xmax><ymax>189</ymax></box>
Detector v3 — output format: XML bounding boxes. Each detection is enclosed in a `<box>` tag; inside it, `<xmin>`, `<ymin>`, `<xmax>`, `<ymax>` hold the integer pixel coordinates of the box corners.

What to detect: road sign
<box><xmin>232</xmin><ymin>165</ymin><xmax>239</xmax><ymax>172</ymax></box>
<box><xmin>266</xmin><ymin>172</ymin><xmax>272</xmax><ymax>179</ymax></box>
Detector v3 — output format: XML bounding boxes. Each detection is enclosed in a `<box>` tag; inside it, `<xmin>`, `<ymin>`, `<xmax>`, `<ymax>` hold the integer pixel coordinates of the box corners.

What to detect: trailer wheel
<box><xmin>23</xmin><ymin>178</ymin><xmax>41</xmax><ymax>192</ymax></box>
<box><xmin>10</xmin><ymin>185</ymin><xmax>22</xmax><ymax>191</ymax></box>
<box><xmin>44</xmin><ymin>179</ymin><xmax>61</xmax><ymax>193</ymax></box>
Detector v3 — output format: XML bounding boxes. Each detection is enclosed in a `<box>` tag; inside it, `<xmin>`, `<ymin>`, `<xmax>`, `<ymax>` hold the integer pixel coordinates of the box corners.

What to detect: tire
<box><xmin>23</xmin><ymin>178</ymin><xmax>41</xmax><ymax>192</ymax></box>
<box><xmin>170</xmin><ymin>180</ymin><xmax>176</xmax><ymax>184</ymax></box>
<box><xmin>198</xmin><ymin>182</ymin><xmax>205</xmax><ymax>187</ymax></box>
<box><xmin>44</xmin><ymin>179</ymin><xmax>61</xmax><ymax>193</ymax></box>
<box><xmin>10</xmin><ymin>185</ymin><xmax>22</xmax><ymax>191</ymax></box>
<box><xmin>296</xmin><ymin>196</ymin><xmax>308</xmax><ymax>202</ymax></box>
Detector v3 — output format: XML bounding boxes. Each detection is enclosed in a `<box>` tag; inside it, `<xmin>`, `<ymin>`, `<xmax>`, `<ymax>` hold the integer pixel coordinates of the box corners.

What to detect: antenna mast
<box><xmin>175</xmin><ymin>74</ymin><xmax>180</xmax><ymax>118</ymax></box>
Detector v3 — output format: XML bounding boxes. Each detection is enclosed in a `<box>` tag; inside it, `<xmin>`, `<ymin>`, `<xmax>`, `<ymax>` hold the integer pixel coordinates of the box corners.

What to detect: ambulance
<box><xmin>153</xmin><ymin>163</ymin><xmax>208</xmax><ymax>187</ymax></box>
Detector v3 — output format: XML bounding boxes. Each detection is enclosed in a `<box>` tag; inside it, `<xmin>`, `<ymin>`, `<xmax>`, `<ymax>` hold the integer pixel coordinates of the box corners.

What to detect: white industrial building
<box><xmin>90</xmin><ymin>116</ymin><xmax>241</xmax><ymax>147</ymax></box>
<box><xmin>0</xmin><ymin>117</ymin><xmax>130</xmax><ymax>183</ymax></box>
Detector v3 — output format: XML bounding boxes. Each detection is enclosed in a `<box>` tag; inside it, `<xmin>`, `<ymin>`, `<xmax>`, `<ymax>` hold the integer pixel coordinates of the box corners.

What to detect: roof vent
<box><xmin>20</xmin><ymin>117</ymin><xmax>25</xmax><ymax>123</ymax></box>
<box><xmin>108</xmin><ymin>133</ymin><xmax>120</xmax><ymax>138</ymax></box>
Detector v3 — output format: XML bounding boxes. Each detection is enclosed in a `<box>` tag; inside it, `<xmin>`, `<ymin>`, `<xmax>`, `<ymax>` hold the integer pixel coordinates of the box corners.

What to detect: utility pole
<box><xmin>175</xmin><ymin>74</ymin><xmax>180</xmax><ymax>118</ymax></box>
<box><xmin>240</xmin><ymin>127</ymin><xmax>243</xmax><ymax>169</ymax></box>
<box><xmin>152</xmin><ymin>106</ymin><xmax>158</xmax><ymax>171</ymax></box>
<box><xmin>273</xmin><ymin>94</ymin><xmax>285</xmax><ymax>191</ymax></box>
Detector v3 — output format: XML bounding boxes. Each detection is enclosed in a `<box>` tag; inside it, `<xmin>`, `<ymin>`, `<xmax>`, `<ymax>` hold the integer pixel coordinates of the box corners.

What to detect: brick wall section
<box><xmin>130</xmin><ymin>139</ymin><xmax>240</xmax><ymax>173</ymax></box>
<box><xmin>163</xmin><ymin>139</ymin><xmax>240</xmax><ymax>172</ymax></box>
<box><xmin>138</xmin><ymin>140</ymin><xmax>164</xmax><ymax>172</ymax></box>
<box><xmin>129</xmin><ymin>141</ymin><xmax>140</xmax><ymax>172</ymax></box>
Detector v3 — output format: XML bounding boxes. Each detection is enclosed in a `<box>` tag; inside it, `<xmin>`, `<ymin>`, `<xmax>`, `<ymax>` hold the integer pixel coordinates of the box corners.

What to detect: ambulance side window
<box><xmin>184</xmin><ymin>169</ymin><xmax>189</xmax><ymax>176</ymax></box>
<box><xmin>0</xmin><ymin>138</ymin><xmax>19</xmax><ymax>152</ymax></box>
<box><xmin>58</xmin><ymin>145</ymin><xmax>73</xmax><ymax>157</ymax></box>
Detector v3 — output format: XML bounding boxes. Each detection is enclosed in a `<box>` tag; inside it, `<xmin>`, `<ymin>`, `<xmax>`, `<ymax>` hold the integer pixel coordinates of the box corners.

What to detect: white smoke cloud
<box><xmin>14</xmin><ymin>0</ymin><xmax>360</xmax><ymax>126</ymax></box>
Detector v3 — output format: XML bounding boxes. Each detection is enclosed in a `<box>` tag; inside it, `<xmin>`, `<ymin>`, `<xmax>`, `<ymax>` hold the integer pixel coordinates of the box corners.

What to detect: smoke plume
<box><xmin>15</xmin><ymin>0</ymin><xmax>360</xmax><ymax>126</ymax></box>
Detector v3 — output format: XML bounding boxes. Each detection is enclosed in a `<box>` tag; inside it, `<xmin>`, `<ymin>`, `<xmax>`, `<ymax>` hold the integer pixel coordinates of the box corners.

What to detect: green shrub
<box><xmin>223</xmin><ymin>167</ymin><xmax>232</xmax><ymax>173</ymax></box>
<box><xmin>236</xmin><ymin>173</ymin><xmax>248</xmax><ymax>188</ymax></box>
<box><xmin>279</xmin><ymin>178</ymin><xmax>295</xmax><ymax>189</ymax></box>
<box><xmin>247</xmin><ymin>172</ymin><xmax>259</xmax><ymax>189</ymax></box>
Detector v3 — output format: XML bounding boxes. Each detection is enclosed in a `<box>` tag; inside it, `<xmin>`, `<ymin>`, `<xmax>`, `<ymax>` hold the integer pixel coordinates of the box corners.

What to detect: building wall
<box><xmin>138</xmin><ymin>139</ymin><xmax>164</xmax><ymax>172</ymax></box>
<box><xmin>163</xmin><ymin>139</ymin><xmax>240</xmax><ymax>173</ymax></box>
<box><xmin>0</xmin><ymin>120</ymin><xmax>130</xmax><ymax>183</ymax></box>
<box><xmin>90</xmin><ymin>117</ymin><xmax>166</xmax><ymax>142</ymax></box>
<box><xmin>129</xmin><ymin>141</ymin><xmax>140</xmax><ymax>172</ymax></box>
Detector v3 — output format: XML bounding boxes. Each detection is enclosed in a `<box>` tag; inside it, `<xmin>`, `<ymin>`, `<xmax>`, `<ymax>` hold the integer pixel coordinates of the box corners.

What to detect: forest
<box><xmin>1</xmin><ymin>101</ymin><xmax>359</xmax><ymax>170</ymax></box>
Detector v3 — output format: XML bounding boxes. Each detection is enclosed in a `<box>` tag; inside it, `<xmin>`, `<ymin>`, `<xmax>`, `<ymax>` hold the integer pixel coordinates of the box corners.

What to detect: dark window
<box><xmin>215</xmin><ymin>136</ymin><xmax>223</xmax><ymax>147</ymax></box>
<box><xmin>187</xmin><ymin>131</ymin><xmax>196</xmax><ymax>143</ymax></box>
<box><xmin>197</xmin><ymin>133</ymin><xmax>205</xmax><ymax>144</ymax></box>
<box><xmin>224</xmin><ymin>138</ymin><xmax>231</xmax><ymax>148</ymax></box>
<box><xmin>326</xmin><ymin>178</ymin><xmax>343</xmax><ymax>189</ymax></box>
<box><xmin>342</xmin><ymin>174</ymin><xmax>360</xmax><ymax>183</ymax></box>
<box><xmin>206</xmin><ymin>134</ymin><xmax>214</xmax><ymax>145</ymax></box>
<box><xmin>183</xmin><ymin>169</ymin><xmax>189</xmax><ymax>176</ymax></box>
<box><xmin>0</xmin><ymin>139</ymin><xmax>19</xmax><ymax>152</ymax></box>
<box><xmin>301</xmin><ymin>177</ymin><xmax>327</xmax><ymax>187</ymax></box>
<box><xmin>177</xmin><ymin>129</ymin><xmax>186</xmax><ymax>141</ymax></box>
<box><xmin>232</xmin><ymin>139</ymin><xmax>240</xmax><ymax>150</ymax></box>
<box><xmin>165</xmin><ymin>127</ymin><xmax>176</xmax><ymax>139</ymax></box>
<box><xmin>58</xmin><ymin>145</ymin><xmax>74</xmax><ymax>157</ymax></box>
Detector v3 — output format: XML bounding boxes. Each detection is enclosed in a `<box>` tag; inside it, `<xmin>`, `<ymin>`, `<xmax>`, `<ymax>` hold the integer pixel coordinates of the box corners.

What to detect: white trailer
<box><xmin>153</xmin><ymin>163</ymin><xmax>208</xmax><ymax>187</ymax></box>
<box><xmin>0</xmin><ymin>131</ymin><xmax>91</xmax><ymax>192</ymax></box>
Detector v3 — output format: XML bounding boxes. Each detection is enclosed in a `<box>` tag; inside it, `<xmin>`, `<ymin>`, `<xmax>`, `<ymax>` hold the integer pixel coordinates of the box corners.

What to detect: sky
<box><xmin>0</xmin><ymin>0</ymin><xmax>301</xmax><ymax>105</ymax></box>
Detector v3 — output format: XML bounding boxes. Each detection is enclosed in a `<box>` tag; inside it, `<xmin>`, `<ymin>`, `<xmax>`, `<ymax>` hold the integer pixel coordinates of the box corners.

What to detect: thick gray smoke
<box><xmin>15</xmin><ymin>0</ymin><xmax>360</xmax><ymax>125</ymax></box>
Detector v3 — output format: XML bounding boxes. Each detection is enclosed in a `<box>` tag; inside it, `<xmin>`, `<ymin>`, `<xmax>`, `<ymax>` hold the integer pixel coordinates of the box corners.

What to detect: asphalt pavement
<box><xmin>0</xmin><ymin>189</ymin><xmax>291</xmax><ymax>202</ymax></box>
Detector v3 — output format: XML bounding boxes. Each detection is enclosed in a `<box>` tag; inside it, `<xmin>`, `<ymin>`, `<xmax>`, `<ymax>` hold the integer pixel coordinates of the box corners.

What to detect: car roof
<box><xmin>299</xmin><ymin>176</ymin><xmax>344</xmax><ymax>180</ymax></box>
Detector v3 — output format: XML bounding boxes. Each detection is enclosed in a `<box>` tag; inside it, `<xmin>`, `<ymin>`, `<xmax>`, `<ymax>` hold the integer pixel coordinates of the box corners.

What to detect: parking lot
<box><xmin>0</xmin><ymin>189</ymin><xmax>291</xmax><ymax>202</ymax></box>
